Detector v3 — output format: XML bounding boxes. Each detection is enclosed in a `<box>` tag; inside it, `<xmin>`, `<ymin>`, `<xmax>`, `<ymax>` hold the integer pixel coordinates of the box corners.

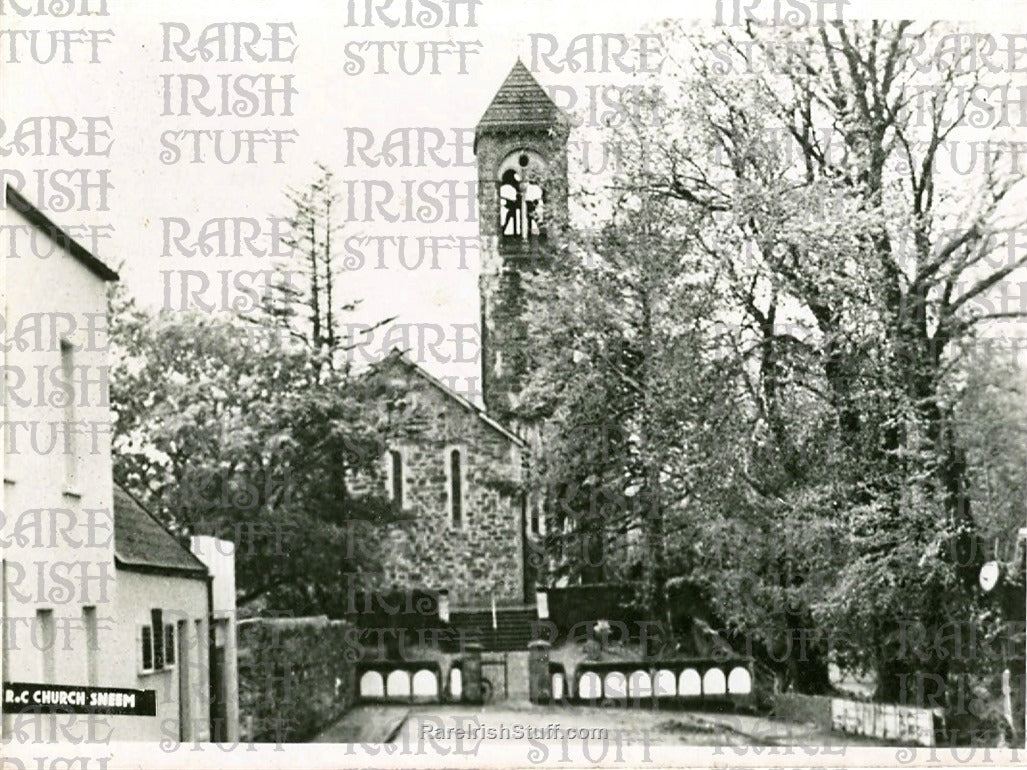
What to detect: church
<box><xmin>360</xmin><ymin>60</ymin><xmax>569</xmax><ymax>611</ymax></box>
<box><xmin>349</xmin><ymin>64</ymin><xmax>756</xmax><ymax>707</ymax></box>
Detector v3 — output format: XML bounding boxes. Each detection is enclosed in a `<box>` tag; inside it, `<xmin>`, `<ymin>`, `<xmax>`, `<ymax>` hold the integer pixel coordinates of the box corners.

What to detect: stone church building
<box><xmin>365</xmin><ymin>351</ymin><xmax>529</xmax><ymax>606</ymax></box>
<box><xmin>364</xmin><ymin>61</ymin><xmax>568</xmax><ymax>609</ymax></box>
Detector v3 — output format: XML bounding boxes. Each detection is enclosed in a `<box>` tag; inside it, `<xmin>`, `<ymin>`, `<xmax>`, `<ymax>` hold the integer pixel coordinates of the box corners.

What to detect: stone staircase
<box><xmin>446</xmin><ymin>606</ymin><xmax>538</xmax><ymax>653</ymax></box>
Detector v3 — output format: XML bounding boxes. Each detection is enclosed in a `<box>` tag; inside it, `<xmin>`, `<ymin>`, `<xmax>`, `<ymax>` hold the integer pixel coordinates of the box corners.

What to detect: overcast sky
<box><xmin>3</xmin><ymin>0</ymin><xmax>1023</xmax><ymax>393</ymax></box>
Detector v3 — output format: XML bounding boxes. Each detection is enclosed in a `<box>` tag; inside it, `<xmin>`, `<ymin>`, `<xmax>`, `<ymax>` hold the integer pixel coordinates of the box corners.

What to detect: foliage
<box><xmin>109</xmin><ymin>166</ymin><xmax>402</xmax><ymax>614</ymax></box>
<box><xmin>237</xmin><ymin>617</ymin><xmax>357</xmax><ymax>742</ymax></box>
<box><xmin>519</xmin><ymin>194</ymin><xmax>744</xmax><ymax>620</ymax></box>
<box><xmin>523</xmin><ymin>20</ymin><xmax>1027</xmax><ymax>707</ymax></box>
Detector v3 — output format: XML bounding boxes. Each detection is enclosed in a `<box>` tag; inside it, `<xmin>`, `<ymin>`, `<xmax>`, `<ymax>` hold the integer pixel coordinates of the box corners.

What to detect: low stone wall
<box><xmin>238</xmin><ymin>615</ymin><xmax>357</xmax><ymax>743</ymax></box>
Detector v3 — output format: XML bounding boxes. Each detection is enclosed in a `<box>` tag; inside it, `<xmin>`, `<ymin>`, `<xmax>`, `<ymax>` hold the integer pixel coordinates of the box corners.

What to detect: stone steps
<box><xmin>445</xmin><ymin>608</ymin><xmax>539</xmax><ymax>653</ymax></box>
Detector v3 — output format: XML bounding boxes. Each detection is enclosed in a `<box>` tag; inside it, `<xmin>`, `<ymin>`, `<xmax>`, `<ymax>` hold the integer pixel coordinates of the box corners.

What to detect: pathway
<box><xmin>317</xmin><ymin>701</ymin><xmax>894</xmax><ymax>749</ymax></box>
<box><xmin>312</xmin><ymin>705</ymin><xmax>410</xmax><ymax>743</ymax></box>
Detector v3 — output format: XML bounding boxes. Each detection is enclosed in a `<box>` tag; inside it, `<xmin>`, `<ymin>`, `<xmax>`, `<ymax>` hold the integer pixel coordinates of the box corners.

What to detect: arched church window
<box><xmin>499</xmin><ymin>169</ymin><xmax>521</xmax><ymax>237</ymax></box>
<box><xmin>386</xmin><ymin>449</ymin><xmax>404</xmax><ymax>509</ymax></box>
<box><xmin>530</xmin><ymin>495</ymin><xmax>544</xmax><ymax>536</ymax></box>
<box><xmin>447</xmin><ymin>447</ymin><xmax>464</xmax><ymax>526</ymax></box>
<box><xmin>524</xmin><ymin>182</ymin><xmax>544</xmax><ymax>231</ymax></box>
<box><xmin>497</xmin><ymin>150</ymin><xmax>547</xmax><ymax>239</ymax></box>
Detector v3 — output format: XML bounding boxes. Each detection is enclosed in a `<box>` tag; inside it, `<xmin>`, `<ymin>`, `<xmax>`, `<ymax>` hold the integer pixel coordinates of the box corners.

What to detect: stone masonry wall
<box><xmin>476</xmin><ymin>127</ymin><xmax>568</xmax><ymax>418</ymax></box>
<box><xmin>363</xmin><ymin>358</ymin><xmax>526</xmax><ymax>606</ymax></box>
<box><xmin>475</xmin><ymin>129</ymin><xmax>569</xmax><ymax>247</ymax></box>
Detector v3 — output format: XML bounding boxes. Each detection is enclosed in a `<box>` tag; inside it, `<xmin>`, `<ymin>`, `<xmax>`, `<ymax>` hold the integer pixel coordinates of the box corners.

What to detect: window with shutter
<box><xmin>140</xmin><ymin>625</ymin><xmax>154</xmax><ymax>672</ymax></box>
<box><xmin>164</xmin><ymin>623</ymin><xmax>176</xmax><ymax>667</ymax></box>
<box><xmin>151</xmin><ymin>609</ymin><xmax>164</xmax><ymax>670</ymax></box>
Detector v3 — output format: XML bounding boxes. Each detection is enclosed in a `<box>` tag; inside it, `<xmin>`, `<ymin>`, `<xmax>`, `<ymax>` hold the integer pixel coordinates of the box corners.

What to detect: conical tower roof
<box><xmin>475</xmin><ymin>60</ymin><xmax>566</xmax><ymax>147</ymax></box>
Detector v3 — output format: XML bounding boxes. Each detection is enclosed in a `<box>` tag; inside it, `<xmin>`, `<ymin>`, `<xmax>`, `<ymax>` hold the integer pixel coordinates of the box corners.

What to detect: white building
<box><xmin>1</xmin><ymin>185</ymin><xmax>237</xmax><ymax>742</ymax></box>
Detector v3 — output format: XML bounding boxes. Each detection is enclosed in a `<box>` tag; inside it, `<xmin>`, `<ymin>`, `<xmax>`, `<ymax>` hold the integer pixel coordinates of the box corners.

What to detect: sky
<box><xmin>3</xmin><ymin>0</ymin><xmax>1025</xmax><ymax>395</ymax></box>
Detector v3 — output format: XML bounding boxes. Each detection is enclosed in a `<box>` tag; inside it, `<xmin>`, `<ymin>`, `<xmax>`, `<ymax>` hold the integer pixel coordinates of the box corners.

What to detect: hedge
<box><xmin>238</xmin><ymin>615</ymin><xmax>358</xmax><ymax>743</ymax></box>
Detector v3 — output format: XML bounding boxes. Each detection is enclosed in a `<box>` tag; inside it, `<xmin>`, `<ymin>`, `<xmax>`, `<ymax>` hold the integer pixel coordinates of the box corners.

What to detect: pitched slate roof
<box><xmin>475</xmin><ymin>60</ymin><xmax>566</xmax><ymax>143</ymax></box>
<box><xmin>113</xmin><ymin>482</ymin><xmax>209</xmax><ymax>578</ymax></box>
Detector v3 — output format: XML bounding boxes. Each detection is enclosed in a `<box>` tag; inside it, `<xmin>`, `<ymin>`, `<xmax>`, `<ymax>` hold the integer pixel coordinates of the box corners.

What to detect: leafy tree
<box><xmin>616</xmin><ymin>20</ymin><xmax>1027</xmax><ymax>702</ymax></box>
<box><xmin>519</xmin><ymin>193</ymin><xmax>742</xmax><ymax>629</ymax></box>
<box><xmin>109</xmin><ymin>284</ymin><xmax>396</xmax><ymax>612</ymax></box>
<box><xmin>109</xmin><ymin>166</ymin><xmax>402</xmax><ymax>613</ymax></box>
<box><xmin>261</xmin><ymin>162</ymin><xmax>392</xmax><ymax>359</ymax></box>
<box><xmin>527</xmin><ymin>21</ymin><xmax>1027</xmax><ymax>704</ymax></box>
<box><xmin>950</xmin><ymin>339</ymin><xmax>1027</xmax><ymax>550</ymax></box>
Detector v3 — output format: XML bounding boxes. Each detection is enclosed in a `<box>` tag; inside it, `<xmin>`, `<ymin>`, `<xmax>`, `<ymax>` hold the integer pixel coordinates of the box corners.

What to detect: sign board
<box><xmin>3</xmin><ymin>682</ymin><xmax>157</xmax><ymax>716</ymax></box>
<box><xmin>979</xmin><ymin>560</ymin><xmax>1001</xmax><ymax>592</ymax></box>
<box><xmin>536</xmin><ymin>590</ymin><xmax>549</xmax><ymax>620</ymax></box>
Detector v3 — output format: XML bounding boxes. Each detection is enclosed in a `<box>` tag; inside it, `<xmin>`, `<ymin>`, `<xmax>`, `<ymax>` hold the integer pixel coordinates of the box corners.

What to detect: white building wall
<box><xmin>2</xmin><ymin>198</ymin><xmax>217</xmax><ymax>744</ymax></box>
<box><xmin>1</xmin><ymin>200</ymin><xmax>120</xmax><ymax>741</ymax></box>
<box><xmin>190</xmin><ymin>535</ymin><xmax>239</xmax><ymax>741</ymax></box>
<box><xmin>109</xmin><ymin>569</ymin><xmax>210</xmax><ymax>743</ymax></box>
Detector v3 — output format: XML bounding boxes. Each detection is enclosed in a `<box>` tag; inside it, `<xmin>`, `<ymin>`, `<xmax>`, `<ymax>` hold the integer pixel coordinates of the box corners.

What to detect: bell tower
<box><xmin>475</xmin><ymin>60</ymin><xmax>569</xmax><ymax>422</ymax></box>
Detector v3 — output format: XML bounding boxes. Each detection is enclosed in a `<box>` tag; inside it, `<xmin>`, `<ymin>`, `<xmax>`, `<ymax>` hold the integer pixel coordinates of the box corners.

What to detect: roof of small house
<box><xmin>370</xmin><ymin>348</ymin><xmax>526</xmax><ymax>447</ymax></box>
<box><xmin>4</xmin><ymin>185</ymin><xmax>119</xmax><ymax>282</ymax></box>
<box><xmin>113</xmin><ymin>482</ymin><xmax>209</xmax><ymax>579</ymax></box>
<box><xmin>475</xmin><ymin>60</ymin><xmax>567</xmax><ymax>143</ymax></box>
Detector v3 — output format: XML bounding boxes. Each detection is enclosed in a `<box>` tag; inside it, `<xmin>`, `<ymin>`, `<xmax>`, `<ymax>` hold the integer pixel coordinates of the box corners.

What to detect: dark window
<box><xmin>499</xmin><ymin>155</ymin><xmax>545</xmax><ymax>239</ymax></box>
<box><xmin>151</xmin><ymin>609</ymin><xmax>165</xmax><ymax>670</ymax></box>
<box><xmin>37</xmin><ymin>609</ymin><xmax>55</xmax><ymax>682</ymax></box>
<box><xmin>165</xmin><ymin>624</ymin><xmax>176</xmax><ymax>666</ymax></box>
<box><xmin>141</xmin><ymin>626</ymin><xmax>153</xmax><ymax>671</ymax></box>
<box><xmin>500</xmin><ymin>169</ymin><xmax>521</xmax><ymax>236</ymax></box>
<box><xmin>530</xmin><ymin>500</ymin><xmax>540</xmax><ymax>535</ymax></box>
<box><xmin>83</xmin><ymin>607</ymin><xmax>98</xmax><ymax>686</ymax></box>
<box><xmin>450</xmin><ymin>449</ymin><xmax>462</xmax><ymax>526</ymax></box>
<box><xmin>390</xmin><ymin>450</ymin><xmax>403</xmax><ymax>509</ymax></box>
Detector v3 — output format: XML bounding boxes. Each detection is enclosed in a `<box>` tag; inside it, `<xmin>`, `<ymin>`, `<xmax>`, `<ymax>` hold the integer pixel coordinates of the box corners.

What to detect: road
<box><xmin>315</xmin><ymin>701</ymin><xmax>891</xmax><ymax>751</ymax></box>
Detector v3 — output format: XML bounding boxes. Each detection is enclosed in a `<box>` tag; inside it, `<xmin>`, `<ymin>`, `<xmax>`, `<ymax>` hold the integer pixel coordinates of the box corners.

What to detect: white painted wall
<box><xmin>2</xmin><ymin>200</ymin><xmax>120</xmax><ymax>741</ymax></box>
<box><xmin>190</xmin><ymin>535</ymin><xmax>239</xmax><ymax>741</ymax></box>
<box><xmin>109</xmin><ymin>569</ymin><xmax>210</xmax><ymax>743</ymax></box>
<box><xmin>1</xmin><ymin>198</ymin><xmax>214</xmax><ymax>742</ymax></box>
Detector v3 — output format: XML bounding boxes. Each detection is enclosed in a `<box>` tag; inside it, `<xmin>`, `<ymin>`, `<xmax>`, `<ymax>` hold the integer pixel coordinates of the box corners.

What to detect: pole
<box><xmin>519</xmin><ymin>180</ymin><xmax>528</xmax><ymax>241</ymax></box>
<box><xmin>0</xmin><ymin>201</ymin><xmax>7</xmax><ymax>737</ymax></box>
